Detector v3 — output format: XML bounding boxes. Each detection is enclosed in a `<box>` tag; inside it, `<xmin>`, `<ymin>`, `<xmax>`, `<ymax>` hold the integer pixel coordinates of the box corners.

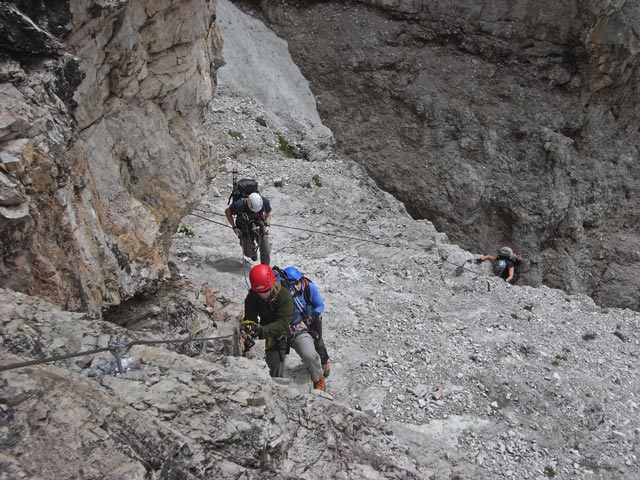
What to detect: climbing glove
<box><xmin>233</xmin><ymin>227</ymin><xmax>242</xmax><ymax>238</ymax></box>
<box><xmin>310</xmin><ymin>312</ymin><xmax>321</xmax><ymax>325</ymax></box>
<box><xmin>241</xmin><ymin>323</ymin><xmax>262</xmax><ymax>339</ymax></box>
<box><xmin>474</xmin><ymin>258</ymin><xmax>483</xmax><ymax>265</ymax></box>
<box><xmin>249</xmin><ymin>325</ymin><xmax>263</xmax><ymax>339</ymax></box>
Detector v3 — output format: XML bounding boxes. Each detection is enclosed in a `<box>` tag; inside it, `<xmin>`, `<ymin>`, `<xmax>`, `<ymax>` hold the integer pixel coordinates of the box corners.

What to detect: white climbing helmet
<box><xmin>247</xmin><ymin>192</ymin><xmax>263</xmax><ymax>212</ymax></box>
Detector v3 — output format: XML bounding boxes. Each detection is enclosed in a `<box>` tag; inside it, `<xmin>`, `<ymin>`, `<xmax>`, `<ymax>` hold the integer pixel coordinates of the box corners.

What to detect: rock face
<box><xmin>1</xmin><ymin>3</ymin><xmax>640</xmax><ymax>478</ymax></box>
<box><xmin>216</xmin><ymin>0</ymin><xmax>324</xmax><ymax>127</ymax></box>
<box><xmin>241</xmin><ymin>0</ymin><xmax>640</xmax><ymax>310</ymax></box>
<box><xmin>0</xmin><ymin>0</ymin><xmax>222</xmax><ymax>317</ymax></box>
<box><xmin>4</xmin><ymin>80</ymin><xmax>639</xmax><ymax>478</ymax></box>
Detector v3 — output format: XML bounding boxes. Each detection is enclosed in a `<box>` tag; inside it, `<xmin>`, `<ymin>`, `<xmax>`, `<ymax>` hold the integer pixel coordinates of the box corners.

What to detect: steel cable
<box><xmin>0</xmin><ymin>333</ymin><xmax>240</xmax><ymax>373</ymax></box>
<box><xmin>190</xmin><ymin>208</ymin><xmax>390</xmax><ymax>246</ymax></box>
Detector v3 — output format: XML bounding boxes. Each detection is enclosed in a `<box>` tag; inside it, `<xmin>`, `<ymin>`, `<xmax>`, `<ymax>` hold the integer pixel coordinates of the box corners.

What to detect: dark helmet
<box><xmin>497</xmin><ymin>247</ymin><xmax>513</xmax><ymax>259</ymax></box>
<box><xmin>249</xmin><ymin>264</ymin><xmax>275</xmax><ymax>292</ymax></box>
<box><xmin>283</xmin><ymin>266</ymin><xmax>303</xmax><ymax>282</ymax></box>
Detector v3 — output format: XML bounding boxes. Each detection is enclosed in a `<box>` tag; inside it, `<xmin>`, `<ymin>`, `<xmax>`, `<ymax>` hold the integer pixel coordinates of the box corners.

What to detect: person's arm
<box><xmin>244</xmin><ymin>292</ymin><xmax>258</xmax><ymax>322</ymax></box>
<box><xmin>505</xmin><ymin>266</ymin><xmax>515</xmax><ymax>283</ymax></box>
<box><xmin>226</xmin><ymin>203</ymin><xmax>243</xmax><ymax>237</ymax></box>
<box><xmin>242</xmin><ymin>293</ymin><xmax>264</xmax><ymax>340</ymax></box>
<box><xmin>307</xmin><ymin>284</ymin><xmax>324</xmax><ymax>315</ymax></box>
<box><xmin>225</xmin><ymin>206</ymin><xmax>236</xmax><ymax>228</ymax></box>
<box><xmin>263</xmin><ymin>197</ymin><xmax>272</xmax><ymax>226</ymax></box>
<box><xmin>476</xmin><ymin>254</ymin><xmax>495</xmax><ymax>264</ymax></box>
<box><xmin>261</xmin><ymin>287</ymin><xmax>293</xmax><ymax>337</ymax></box>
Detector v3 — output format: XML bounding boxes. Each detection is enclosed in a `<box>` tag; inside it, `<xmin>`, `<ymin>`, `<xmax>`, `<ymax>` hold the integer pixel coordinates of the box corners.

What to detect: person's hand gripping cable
<box><xmin>240</xmin><ymin>320</ymin><xmax>262</xmax><ymax>353</ymax></box>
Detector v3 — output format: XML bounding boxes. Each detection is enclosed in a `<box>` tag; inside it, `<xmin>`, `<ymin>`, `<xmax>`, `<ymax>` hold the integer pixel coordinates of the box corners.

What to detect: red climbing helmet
<box><xmin>249</xmin><ymin>264</ymin><xmax>275</xmax><ymax>293</ymax></box>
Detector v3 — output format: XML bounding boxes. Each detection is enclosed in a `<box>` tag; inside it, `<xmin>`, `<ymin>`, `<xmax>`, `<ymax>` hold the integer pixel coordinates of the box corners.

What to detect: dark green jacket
<box><xmin>244</xmin><ymin>283</ymin><xmax>293</xmax><ymax>340</ymax></box>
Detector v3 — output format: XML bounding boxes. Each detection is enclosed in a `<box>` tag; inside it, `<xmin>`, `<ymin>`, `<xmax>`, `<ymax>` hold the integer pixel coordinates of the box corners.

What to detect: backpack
<box><xmin>299</xmin><ymin>277</ymin><xmax>313</xmax><ymax>304</ymax></box>
<box><xmin>228</xmin><ymin>168</ymin><xmax>259</xmax><ymax>204</ymax></box>
<box><xmin>492</xmin><ymin>259</ymin><xmax>508</xmax><ymax>277</ymax></box>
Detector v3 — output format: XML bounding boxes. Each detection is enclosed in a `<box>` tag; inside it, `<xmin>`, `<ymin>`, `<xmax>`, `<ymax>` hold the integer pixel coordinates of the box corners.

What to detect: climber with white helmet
<box><xmin>225</xmin><ymin>185</ymin><xmax>272</xmax><ymax>264</ymax></box>
<box><xmin>475</xmin><ymin>246</ymin><xmax>522</xmax><ymax>284</ymax></box>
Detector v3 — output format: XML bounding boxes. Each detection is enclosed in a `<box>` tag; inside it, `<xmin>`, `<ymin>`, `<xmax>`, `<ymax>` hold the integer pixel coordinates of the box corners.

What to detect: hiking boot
<box><xmin>312</xmin><ymin>376</ymin><xmax>325</xmax><ymax>391</ymax></box>
<box><xmin>322</xmin><ymin>360</ymin><xmax>330</xmax><ymax>378</ymax></box>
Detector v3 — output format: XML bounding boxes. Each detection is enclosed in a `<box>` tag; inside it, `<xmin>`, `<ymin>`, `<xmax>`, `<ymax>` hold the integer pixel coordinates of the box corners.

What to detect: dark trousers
<box><xmin>265</xmin><ymin>338</ymin><xmax>287</xmax><ymax>377</ymax></box>
<box><xmin>309</xmin><ymin>316</ymin><xmax>329</xmax><ymax>365</ymax></box>
<box><xmin>237</xmin><ymin>222</ymin><xmax>271</xmax><ymax>265</ymax></box>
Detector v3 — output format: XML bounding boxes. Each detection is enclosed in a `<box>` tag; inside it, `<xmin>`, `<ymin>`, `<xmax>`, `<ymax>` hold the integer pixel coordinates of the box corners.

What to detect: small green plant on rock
<box><xmin>178</xmin><ymin>225</ymin><xmax>195</xmax><ymax>238</ymax></box>
<box><xmin>312</xmin><ymin>175</ymin><xmax>323</xmax><ymax>187</ymax></box>
<box><xmin>256</xmin><ymin>116</ymin><xmax>267</xmax><ymax>127</ymax></box>
<box><xmin>613</xmin><ymin>331</ymin><xmax>627</xmax><ymax>342</ymax></box>
<box><xmin>229</xmin><ymin>130</ymin><xmax>243</xmax><ymax>140</ymax></box>
<box><xmin>277</xmin><ymin>134</ymin><xmax>295</xmax><ymax>157</ymax></box>
<box><xmin>582</xmin><ymin>332</ymin><xmax>597</xmax><ymax>341</ymax></box>
<box><xmin>544</xmin><ymin>466</ymin><xmax>556</xmax><ymax>478</ymax></box>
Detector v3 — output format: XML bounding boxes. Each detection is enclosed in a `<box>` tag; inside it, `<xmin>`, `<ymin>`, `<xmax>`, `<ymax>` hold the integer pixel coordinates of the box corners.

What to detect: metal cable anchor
<box><xmin>108</xmin><ymin>337</ymin><xmax>130</xmax><ymax>374</ymax></box>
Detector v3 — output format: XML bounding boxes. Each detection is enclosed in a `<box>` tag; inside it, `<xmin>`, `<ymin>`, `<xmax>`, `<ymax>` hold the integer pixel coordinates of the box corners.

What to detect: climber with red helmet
<box><xmin>225</xmin><ymin>189</ymin><xmax>272</xmax><ymax>264</ymax></box>
<box><xmin>241</xmin><ymin>264</ymin><xmax>293</xmax><ymax>377</ymax></box>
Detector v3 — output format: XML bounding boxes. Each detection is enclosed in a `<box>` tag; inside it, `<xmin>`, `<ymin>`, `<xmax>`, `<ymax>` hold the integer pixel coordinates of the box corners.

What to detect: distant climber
<box><xmin>475</xmin><ymin>246</ymin><xmax>522</xmax><ymax>285</ymax></box>
<box><xmin>274</xmin><ymin>266</ymin><xmax>330</xmax><ymax>391</ymax></box>
<box><xmin>241</xmin><ymin>264</ymin><xmax>292</xmax><ymax>377</ymax></box>
<box><xmin>225</xmin><ymin>188</ymin><xmax>272</xmax><ymax>264</ymax></box>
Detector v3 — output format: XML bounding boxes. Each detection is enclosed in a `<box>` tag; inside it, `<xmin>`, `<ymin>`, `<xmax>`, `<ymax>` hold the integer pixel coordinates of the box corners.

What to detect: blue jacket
<box><xmin>274</xmin><ymin>271</ymin><xmax>324</xmax><ymax>326</ymax></box>
<box><xmin>290</xmin><ymin>280</ymin><xmax>324</xmax><ymax>324</ymax></box>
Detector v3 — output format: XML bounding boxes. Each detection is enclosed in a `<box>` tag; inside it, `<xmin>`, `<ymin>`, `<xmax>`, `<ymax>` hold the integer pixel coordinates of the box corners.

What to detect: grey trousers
<box><xmin>290</xmin><ymin>332</ymin><xmax>323</xmax><ymax>382</ymax></box>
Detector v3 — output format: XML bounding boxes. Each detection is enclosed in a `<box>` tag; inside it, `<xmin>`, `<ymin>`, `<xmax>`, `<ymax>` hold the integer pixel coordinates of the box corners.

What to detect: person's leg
<box><xmin>290</xmin><ymin>333</ymin><xmax>323</xmax><ymax>382</ymax></box>
<box><xmin>265</xmin><ymin>345</ymin><xmax>286</xmax><ymax>377</ymax></box>
<box><xmin>310</xmin><ymin>317</ymin><xmax>330</xmax><ymax>366</ymax></box>
<box><xmin>259</xmin><ymin>231</ymin><xmax>271</xmax><ymax>265</ymax></box>
<box><xmin>240</xmin><ymin>233</ymin><xmax>255</xmax><ymax>259</ymax></box>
